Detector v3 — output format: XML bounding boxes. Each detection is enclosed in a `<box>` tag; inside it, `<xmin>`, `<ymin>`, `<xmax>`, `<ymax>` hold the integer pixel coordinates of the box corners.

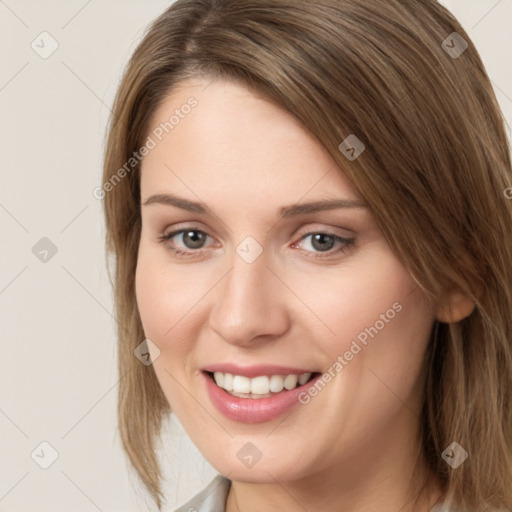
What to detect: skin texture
<box><xmin>135</xmin><ymin>77</ymin><xmax>446</xmax><ymax>512</ymax></box>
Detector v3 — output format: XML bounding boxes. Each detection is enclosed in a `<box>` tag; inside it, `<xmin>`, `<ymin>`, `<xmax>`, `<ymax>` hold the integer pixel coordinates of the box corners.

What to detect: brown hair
<box><xmin>101</xmin><ymin>0</ymin><xmax>512</xmax><ymax>510</ymax></box>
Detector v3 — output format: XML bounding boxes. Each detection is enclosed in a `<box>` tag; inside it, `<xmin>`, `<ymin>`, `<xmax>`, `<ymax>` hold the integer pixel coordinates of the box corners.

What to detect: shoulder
<box><xmin>173</xmin><ymin>474</ymin><xmax>231</xmax><ymax>512</ymax></box>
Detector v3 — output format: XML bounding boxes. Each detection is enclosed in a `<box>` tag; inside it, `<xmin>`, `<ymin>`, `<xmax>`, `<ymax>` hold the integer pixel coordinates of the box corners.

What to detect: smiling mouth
<box><xmin>205</xmin><ymin>370</ymin><xmax>319</xmax><ymax>399</ymax></box>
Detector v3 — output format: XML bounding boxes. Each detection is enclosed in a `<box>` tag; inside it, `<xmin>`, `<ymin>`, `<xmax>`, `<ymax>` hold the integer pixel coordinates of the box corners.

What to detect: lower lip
<box><xmin>202</xmin><ymin>371</ymin><xmax>321</xmax><ymax>423</ymax></box>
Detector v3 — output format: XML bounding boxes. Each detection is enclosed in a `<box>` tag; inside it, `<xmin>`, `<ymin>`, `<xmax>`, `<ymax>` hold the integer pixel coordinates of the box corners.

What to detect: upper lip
<box><xmin>202</xmin><ymin>363</ymin><xmax>318</xmax><ymax>378</ymax></box>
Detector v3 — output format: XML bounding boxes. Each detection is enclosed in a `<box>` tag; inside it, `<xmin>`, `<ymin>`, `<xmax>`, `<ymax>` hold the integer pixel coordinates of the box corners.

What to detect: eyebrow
<box><xmin>142</xmin><ymin>193</ymin><xmax>368</xmax><ymax>217</ymax></box>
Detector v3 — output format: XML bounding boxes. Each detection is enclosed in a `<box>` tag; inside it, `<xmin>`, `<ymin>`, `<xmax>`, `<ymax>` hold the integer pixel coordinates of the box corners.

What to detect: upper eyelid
<box><xmin>162</xmin><ymin>224</ymin><xmax>351</xmax><ymax>236</ymax></box>
<box><xmin>161</xmin><ymin>219</ymin><xmax>356</xmax><ymax>236</ymax></box>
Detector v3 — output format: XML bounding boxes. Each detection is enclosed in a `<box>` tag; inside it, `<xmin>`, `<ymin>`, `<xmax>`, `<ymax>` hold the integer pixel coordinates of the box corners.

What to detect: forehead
<box><xmin>140</xmin><ymin>77</ymin><xmax>361</xmax><ymax>208</ymax></box>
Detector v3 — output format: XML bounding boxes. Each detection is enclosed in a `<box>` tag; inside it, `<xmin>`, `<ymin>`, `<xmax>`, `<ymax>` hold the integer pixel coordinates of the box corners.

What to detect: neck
<box><xmin>226</xmin><ymin>459</ymin><xmax>443</xmax><ymax>512</ymax></box>
<box><xmin>225</xmin><ymin>411</ymin><xmax>444</xmax><ymax>512</ymax></box>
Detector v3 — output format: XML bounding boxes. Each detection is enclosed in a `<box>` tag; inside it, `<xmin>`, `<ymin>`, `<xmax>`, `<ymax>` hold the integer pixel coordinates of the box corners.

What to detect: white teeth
<box><xmin>212</xmin><ymin>371</ymin><xmax>313</xmax><ymax>396</ymax></box>
<box><xmin>283</xmin><ymin>374</ymin><xmax>298</xmax><ymax>390</ymax></box>
<box><xmin>223</xmin><ymin>373</ymin><xmax>233</xmax><ymax>391</ymax></box>
<box><xmin>298</xmin><ymin>373</ymin><xmax>311</xmax><ymax>385</ymax></box>
<box><xmin>213</xmin><ymin>371</ymin><xmax>224</xmax><ymax>388</ymax></box>
<box><xmin>251</xmin><ymin>376</ymin><xmax>269</xmax><ymax>394</ymax></box>
<box><xmin>232</xmin><ymin>375</ymin><xmax>251</xmax><ymax>393</ymax></box>
<box><xmin>269</xmin><ymin>375</ymin><xmax>284</xmax><ymax>393</ymax></box>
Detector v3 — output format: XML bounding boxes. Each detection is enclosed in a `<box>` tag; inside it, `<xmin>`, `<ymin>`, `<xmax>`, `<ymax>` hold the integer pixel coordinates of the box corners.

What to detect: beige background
<box><xmin>1</xmin><ymin>1</ymin><xmax>511</xmax><ymax>510</ymax></box>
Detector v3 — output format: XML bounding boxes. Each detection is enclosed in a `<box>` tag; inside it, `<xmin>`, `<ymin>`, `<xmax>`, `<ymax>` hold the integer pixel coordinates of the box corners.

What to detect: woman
<box><xmin>101</xmin><ymin>1</ymin><xmax>512</xmax><ymax>510</ymax></box>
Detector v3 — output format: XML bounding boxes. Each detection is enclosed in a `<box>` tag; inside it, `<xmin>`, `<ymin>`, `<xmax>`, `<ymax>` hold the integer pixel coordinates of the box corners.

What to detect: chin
<box><xmin>207</xmin><ymin>450</ymin><xmax>310</xmax><ymax>483</ymax></box>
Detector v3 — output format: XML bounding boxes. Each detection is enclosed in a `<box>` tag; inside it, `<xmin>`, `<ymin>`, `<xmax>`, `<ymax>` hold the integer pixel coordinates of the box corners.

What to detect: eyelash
<box><xmin>156</xmin><ymin>227</ymin><xmax>356</xmax><ymax>260</ymax></box>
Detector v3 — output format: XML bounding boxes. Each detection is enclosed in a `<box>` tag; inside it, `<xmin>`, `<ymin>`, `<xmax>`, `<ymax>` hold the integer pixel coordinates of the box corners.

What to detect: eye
<box><xmin>157</xmin><ymin>228</ymin><xmax>214</xmax><ymax>257</ymax></box>
<box><xmin>157</xmin><ymin>227</ymin><xmax>356</xmax><ymax>260</ymax></box>
<box><xmin>292</xmin><ymin>232</ymin><xmax>355</xmax><ymax>260</ymax></box>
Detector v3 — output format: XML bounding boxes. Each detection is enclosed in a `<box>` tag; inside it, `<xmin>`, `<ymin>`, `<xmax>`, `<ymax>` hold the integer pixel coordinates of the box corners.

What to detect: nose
<box><xmin>208</xmin><ymin>248</ymin><xmax>290</xmax><ymax>348</ymax></box>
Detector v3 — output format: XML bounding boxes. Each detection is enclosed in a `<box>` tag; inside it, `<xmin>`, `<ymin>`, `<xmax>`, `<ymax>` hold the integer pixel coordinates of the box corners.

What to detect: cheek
<box><xmin>135</xmin><ymin>242</ymin><xmax>199</xmax><ymax>340</ymax></box>
<box><xmin>135</xmin><ymin>253</ymin><xmax>167</xmax><ymax>340</ymax></box>
<box><xmin>288</xmin><ymin>247</ymin><xmax>430</xmax><ymax>361</ymax></box>
<box><xmin>320</xmin><ymin>259</ymin><xmax>433</xmax><ymax>420</ymax></box>
<box><xmin>134</xmin><ymin>246</ymin><xmax>202</xmax><ymax>407</ymax></box>
<box><xmin>292</xmin><ymin>256</ymin><xmax>434</xmax><ymax>451</ymax></box>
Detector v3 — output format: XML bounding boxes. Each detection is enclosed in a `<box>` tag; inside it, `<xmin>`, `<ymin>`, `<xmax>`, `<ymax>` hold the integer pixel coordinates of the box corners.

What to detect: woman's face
<box><xmin>136</xmin><ymin>77</ymin><xmax>435</xmax><ymax>485</ymax></box>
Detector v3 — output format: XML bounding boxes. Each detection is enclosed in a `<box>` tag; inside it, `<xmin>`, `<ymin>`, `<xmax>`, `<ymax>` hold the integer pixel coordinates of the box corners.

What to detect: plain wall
<box><xmin>1</xmin><ymin>1</ymin><xmax>511</xmax><ymax>510</ymax></box>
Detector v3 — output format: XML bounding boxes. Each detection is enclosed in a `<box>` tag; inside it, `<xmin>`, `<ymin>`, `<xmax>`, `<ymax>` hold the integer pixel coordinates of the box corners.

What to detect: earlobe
<box><xmin>435</xmin><ymin>292</ymin><xmax>476</xmax><ymax>323</ymax></box>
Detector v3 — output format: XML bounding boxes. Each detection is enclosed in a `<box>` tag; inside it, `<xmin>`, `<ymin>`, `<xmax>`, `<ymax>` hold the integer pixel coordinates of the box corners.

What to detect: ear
<box><xmin>435</xmin><ymin>291</ymin><xmax>475</xmax><ymax>323</ymax></box>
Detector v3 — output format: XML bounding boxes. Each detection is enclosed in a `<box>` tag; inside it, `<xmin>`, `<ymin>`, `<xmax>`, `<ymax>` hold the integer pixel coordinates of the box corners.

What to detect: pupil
<box><xmin>312</xmin><ymin>233</ymin><xmax>334</xmax><ymax>252</ymax></box>
<box><xmin>184</xmin><ymin>231</ymin><xmax>205</xmax><ymax>249</ymax></box>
